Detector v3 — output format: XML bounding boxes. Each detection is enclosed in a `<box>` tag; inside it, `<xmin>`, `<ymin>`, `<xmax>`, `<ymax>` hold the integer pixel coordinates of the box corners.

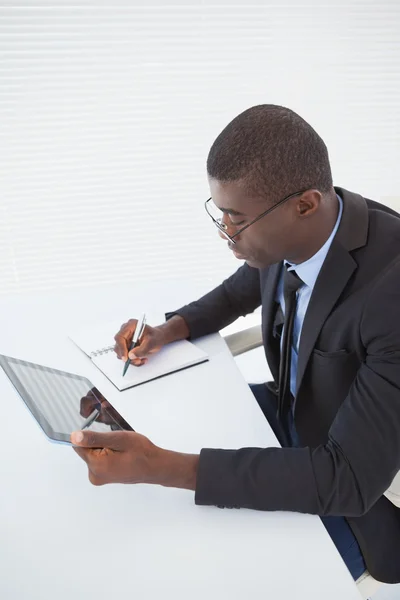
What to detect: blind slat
<box><xmin>1</xmin><ymin>1</ymin><xmax>399</xmax><ymax>294</ymax></box>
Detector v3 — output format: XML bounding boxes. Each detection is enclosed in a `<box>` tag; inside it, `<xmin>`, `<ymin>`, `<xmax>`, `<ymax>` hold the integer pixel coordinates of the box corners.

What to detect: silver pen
<box><xmin>122</xmin><ymin>313</ymin><xmax>146</xmax><ymax>376</ymax></box>
<box><xmin>80</xmin><ymin>408</ymin><xmax>100</xmax><ymax>431</ymax></box>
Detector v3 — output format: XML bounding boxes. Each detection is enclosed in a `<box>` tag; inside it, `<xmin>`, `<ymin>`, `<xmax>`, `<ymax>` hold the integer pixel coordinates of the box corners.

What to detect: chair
<box><xmin>223</xmin><ymin>323</ymin><xmax>400</xmax><ymax>598</ymax></box>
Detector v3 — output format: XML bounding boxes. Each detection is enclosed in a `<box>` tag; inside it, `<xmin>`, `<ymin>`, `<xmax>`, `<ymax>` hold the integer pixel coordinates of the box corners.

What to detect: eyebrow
<box><xmin>219</xmin><ymin>207</ymin><xmax>245</xmax><ymax>216</ymax></box>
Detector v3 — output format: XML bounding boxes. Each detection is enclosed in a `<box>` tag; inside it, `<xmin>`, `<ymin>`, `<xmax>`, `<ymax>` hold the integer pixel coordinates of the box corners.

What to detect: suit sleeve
<box><xmin>195</xmin><ymin>259</ymin><xmax>400</xmax><ymax>517</ymax></box>
<box><xmin>165</xmin><ymin>263</ymin><xmax>261</xmax><ymax>340</ymax></box>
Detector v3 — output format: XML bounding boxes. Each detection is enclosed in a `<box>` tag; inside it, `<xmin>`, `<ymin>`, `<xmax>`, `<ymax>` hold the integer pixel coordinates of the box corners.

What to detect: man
<box><xmin>72</xmin><ymin>105</ymin><xmax>400</xmax><ymax>584</ymax></box>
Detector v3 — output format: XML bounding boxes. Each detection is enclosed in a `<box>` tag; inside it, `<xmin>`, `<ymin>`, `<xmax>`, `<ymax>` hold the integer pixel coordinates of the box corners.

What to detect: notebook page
<box><xmin>91</xmin><ymin>339</ymin><xmax>209</xmax><ymax>391</ymax></box>
<box><xmin>69</xmin><ymin>320</ymin><xmax>123</xmax><ymax>357</ymax></box>
<box><xmin>69</xmin><ymin>313</ymin><xmax>164</xmax><ymax>358</ymax></box>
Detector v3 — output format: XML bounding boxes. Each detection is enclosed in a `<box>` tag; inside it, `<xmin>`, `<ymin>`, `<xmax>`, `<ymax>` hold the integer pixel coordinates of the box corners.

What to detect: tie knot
<box><xmin>283</xmin><ymin>266</ymin><xmax>303</xmax><ymax>296</ymax></box>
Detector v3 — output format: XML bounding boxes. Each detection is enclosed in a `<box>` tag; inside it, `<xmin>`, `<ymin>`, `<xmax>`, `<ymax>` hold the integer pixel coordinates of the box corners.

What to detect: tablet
<box><xmin>0</xmin><ymin>354</ymin><xmax>134</xmax><ymax>445</ymax></box>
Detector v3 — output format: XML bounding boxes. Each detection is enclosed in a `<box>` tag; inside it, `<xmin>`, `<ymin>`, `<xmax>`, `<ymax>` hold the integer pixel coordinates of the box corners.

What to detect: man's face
<box><xmin>208</xmin><ymin>178</ymin><xmax>303</xmax><ymax>268</ymax></box>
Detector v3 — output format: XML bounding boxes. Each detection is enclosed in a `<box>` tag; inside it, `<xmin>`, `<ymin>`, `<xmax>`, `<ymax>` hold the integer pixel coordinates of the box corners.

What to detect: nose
<box><xmin>219</xmin><ymin>214</ymin><xmax>239</xmax><ymax>238</ymax></box>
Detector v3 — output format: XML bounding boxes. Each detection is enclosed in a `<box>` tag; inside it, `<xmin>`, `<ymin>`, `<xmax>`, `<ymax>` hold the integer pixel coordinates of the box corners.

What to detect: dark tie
<box><xmin>277</xmin><ymin>266</ymin><xmax>303</xmax><ymax>430</ymax></box>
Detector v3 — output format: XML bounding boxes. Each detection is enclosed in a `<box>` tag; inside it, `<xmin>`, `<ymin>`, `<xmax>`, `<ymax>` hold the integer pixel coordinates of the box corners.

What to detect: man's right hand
<box><xmin>114</xmin><ymin>320</ymin><xmax>167</xmax><ymax>366</ymax></box>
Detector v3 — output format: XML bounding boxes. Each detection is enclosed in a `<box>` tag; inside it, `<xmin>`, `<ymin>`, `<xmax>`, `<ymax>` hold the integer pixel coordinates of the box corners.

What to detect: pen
<box><xmin>122</xmin><ymin>313</ymin><xmax>146</xmax><ymax>377</ymax></box>
<box><xmin>80</xmin><ymin>408</ymin><xmax>100</xmax><ymax>431</ymax></box>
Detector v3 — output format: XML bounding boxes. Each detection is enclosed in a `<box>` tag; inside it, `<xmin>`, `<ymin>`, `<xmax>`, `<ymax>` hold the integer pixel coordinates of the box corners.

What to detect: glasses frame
<box><xmin>204</xmin><ymin>188</ymin><xmax>310</xmax><ymax>244</ymax></box>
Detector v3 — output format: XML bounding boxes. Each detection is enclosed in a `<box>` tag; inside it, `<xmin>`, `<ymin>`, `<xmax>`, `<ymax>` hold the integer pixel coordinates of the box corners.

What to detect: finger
<box><xmin>73</xmin><ymin>451</ymin><xmax>106</xmax><ymax>486</ymax></box>
<box><xmin>114</xmin><ymin>333</ymin><xmax>130</xmax><ymax>361</ymax></box>
<box><xmin>128</xmin><ymin>337</ymin><xmax>152</xmax><ymax>360</ymax></box>
<box><xmin>88</xmin><ymin>470</ymin><xmax>105</xmax><ymax>486</ymax></box>
<box><xmin>94</xmin><ymin>410</ymin><xmax>113</xmax><ymax>425</ymax></box>
<box><xmin>72</xmin><ymin>445</ymin><xmax>92</xmax><ymax>463</ymax></box>
<box><xmin>114</xmin><ymin>319</ymin><xmax>137</xmax><ymax>360</ymax></box>
<box><xmin>71</xmin><ymin>429</ymin><xmax>129</xmax><ymax>451</ymax></box>
<box><xmin>80</xmin><ymin>395</ymin><xmax>98</xmax><ymax>418</ymax></box>
<box><xmin>129</xmin><ymin>357</ymin><xmax>148</xmax><ymax>367</ymax></box>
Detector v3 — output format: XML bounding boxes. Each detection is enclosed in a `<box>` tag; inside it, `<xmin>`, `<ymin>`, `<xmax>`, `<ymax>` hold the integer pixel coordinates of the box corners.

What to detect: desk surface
<box><xmin>0</xmin><ymin>284</ymin><xmax>360</xmax><ymax>600</ymax></box>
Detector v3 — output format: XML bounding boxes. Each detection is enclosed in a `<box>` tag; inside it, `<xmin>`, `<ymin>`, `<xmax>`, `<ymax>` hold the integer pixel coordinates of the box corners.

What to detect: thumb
<box><xmin>129</xmin><ymin>337</ymin><xmax>152</xmax><ymax>359</ymax></box>
<box><xmin>71</xmin><ymin>429</ymin><xmax>128</xmax><ymax>451</ymax></box>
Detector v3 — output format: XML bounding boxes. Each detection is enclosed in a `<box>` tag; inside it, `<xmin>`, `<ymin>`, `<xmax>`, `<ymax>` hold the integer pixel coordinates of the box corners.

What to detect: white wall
<box><xmin>1</xmin><ymin>0</ymin><xmax>399</xmax><ymax>295</ymax></box>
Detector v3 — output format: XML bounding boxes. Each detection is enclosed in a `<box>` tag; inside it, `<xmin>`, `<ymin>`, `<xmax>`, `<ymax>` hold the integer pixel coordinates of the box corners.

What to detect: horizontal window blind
<box><xmin>1</xmin><ymin>1</ymin><xmax>399</xmax><ymax>294</ymax></box>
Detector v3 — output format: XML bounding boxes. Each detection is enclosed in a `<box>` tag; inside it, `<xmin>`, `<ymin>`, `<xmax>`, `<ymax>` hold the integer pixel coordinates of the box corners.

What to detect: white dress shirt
<box><xmin>276</xmin><ymin>194</ymin><xmax>344</xmax><ymax>397</ymax></box>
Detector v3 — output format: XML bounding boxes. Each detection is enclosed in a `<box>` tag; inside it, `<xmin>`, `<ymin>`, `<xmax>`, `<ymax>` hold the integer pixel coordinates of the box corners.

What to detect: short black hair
<box><xmin>207</xmin><ymin>104</ymin><xmax>333</xmax><ymax>202</ymax></box>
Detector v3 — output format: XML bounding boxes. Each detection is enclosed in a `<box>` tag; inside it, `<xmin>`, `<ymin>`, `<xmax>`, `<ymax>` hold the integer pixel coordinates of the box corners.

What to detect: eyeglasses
<box><xmin>204</xmin><ymin>188</ymin><xmax>310</xmax><ymax>244</ymax></box>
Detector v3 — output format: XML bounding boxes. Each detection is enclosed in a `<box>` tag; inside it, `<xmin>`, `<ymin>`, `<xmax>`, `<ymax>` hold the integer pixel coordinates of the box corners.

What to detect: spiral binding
<box><xmin>89</xmin><ymin>344</ymin><xmax>114</xmax><ymax>358</ymax></box>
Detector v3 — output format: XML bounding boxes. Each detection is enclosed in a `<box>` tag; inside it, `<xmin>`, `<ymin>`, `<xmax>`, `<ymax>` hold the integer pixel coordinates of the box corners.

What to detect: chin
<box><xmin>244</xmin><ymin>258</ymin><xmax>262</xmax><ymax>269</ymax></box>
<box><xmin>246</xmin><ymin>257</ymin><xmax>274</xmax><ymax>269</ymax></box>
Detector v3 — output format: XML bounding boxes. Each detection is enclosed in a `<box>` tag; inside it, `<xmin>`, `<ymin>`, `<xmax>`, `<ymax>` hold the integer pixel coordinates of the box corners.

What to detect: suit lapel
<box><xmin>261</xmin><ymin>262</ymin><xmax>283</xmax><ymax>381</ymax></box>
<box><xmin>295</xmin><ymin>187</ymin><xmax>369</xmax><ymax>394</ymax></box>
<box><xmin>295</xmin><ymin>242</ymin><xmax>357</xmax><ymax>394</ymax></box>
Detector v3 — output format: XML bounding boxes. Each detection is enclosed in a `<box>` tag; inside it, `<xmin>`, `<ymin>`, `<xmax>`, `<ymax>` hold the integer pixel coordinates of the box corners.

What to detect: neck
<box><xmin>287</xmin><ymin>194</ymin><xmax>339</xmax><ymax>265</ymax></box>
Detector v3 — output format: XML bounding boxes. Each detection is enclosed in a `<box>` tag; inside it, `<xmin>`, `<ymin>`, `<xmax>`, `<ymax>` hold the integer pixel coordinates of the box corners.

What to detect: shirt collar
<box><xmin>286</xmin><ymin>194</ymin><xmax>343</xmax><ymax>291</ymax></box>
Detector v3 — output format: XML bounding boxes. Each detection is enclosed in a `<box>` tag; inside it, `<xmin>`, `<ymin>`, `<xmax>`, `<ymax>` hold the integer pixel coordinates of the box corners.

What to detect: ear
<box><xmin>296</xmin><ymin>189</ymin><xmax>322</xmax><ymax>217</ymax></box>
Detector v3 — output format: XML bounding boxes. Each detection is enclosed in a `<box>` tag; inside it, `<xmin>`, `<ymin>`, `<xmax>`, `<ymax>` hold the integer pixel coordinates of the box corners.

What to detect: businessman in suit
<box><xmin>72</xmin><ymin>105</ymin><xmax>400</xmax><ymax>584</ymax></box>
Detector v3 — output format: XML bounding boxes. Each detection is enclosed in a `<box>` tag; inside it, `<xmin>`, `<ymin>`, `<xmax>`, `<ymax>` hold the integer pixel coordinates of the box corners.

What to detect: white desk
<box><xmin>0</xmin><ymin>284</ymin><xmax>360</xmax><ymax>600</ymax></box>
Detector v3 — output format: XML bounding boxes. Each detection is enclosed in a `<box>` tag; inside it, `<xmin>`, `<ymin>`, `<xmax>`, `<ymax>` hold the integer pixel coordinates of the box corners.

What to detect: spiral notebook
<box><xmin>68</xmin><ymin>320</ymin><xmax>209</xmax><ymax>391</ymax></box>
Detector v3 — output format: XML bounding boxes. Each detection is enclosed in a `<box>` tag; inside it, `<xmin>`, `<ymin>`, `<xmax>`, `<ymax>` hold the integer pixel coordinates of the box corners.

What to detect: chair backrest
<box><xmin>356</xmin><ymin>571</ymin><xmax>382</xmax><ymax>599</ymax></box>
<box><xmin>384</xmin><ymin>472</ymin><xmax>400</xmax><ymax>507</ymax></box>
<box><xmin>223</xmin><ymin>325</ymin><xmax>263</xmax><ymax>357</ymax></box>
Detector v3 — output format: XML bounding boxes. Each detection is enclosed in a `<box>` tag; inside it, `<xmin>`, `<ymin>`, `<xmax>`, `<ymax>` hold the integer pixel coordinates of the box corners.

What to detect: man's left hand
<box><xmin>71</xmin><ymin>430</ymin><xmax>161</xmax><ymax>486</ymax></box>
<box><xmin>71</xmin><ymin>430</ymin><xmax>199</xmax><ymax>490</ymax></box>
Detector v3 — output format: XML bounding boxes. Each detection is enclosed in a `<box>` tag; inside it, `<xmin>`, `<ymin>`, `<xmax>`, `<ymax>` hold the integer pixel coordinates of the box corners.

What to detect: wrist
<box><xmin>157</xmin><ymin>315</ymin><xmax>190</xmax><ymax>345</ymax></box>
<box><xmin>149</xmin><ymin>446</ymin><xmax>199</xmax><ymax>491</ymax></box>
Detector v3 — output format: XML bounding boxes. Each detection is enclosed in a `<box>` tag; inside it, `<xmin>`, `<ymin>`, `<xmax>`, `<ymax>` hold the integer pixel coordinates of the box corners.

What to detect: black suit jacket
<box><xmin>168</xmin><ymin>187</ymin><xmax>400</xmax><ymax>583</ymax></box>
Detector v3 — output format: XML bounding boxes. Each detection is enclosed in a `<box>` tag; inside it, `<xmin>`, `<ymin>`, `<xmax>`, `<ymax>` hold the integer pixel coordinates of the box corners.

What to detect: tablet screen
<box><xmin>0</xmin><ymin>354</ymin><xmax>133</xmax><ymax>443</ymax></box>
